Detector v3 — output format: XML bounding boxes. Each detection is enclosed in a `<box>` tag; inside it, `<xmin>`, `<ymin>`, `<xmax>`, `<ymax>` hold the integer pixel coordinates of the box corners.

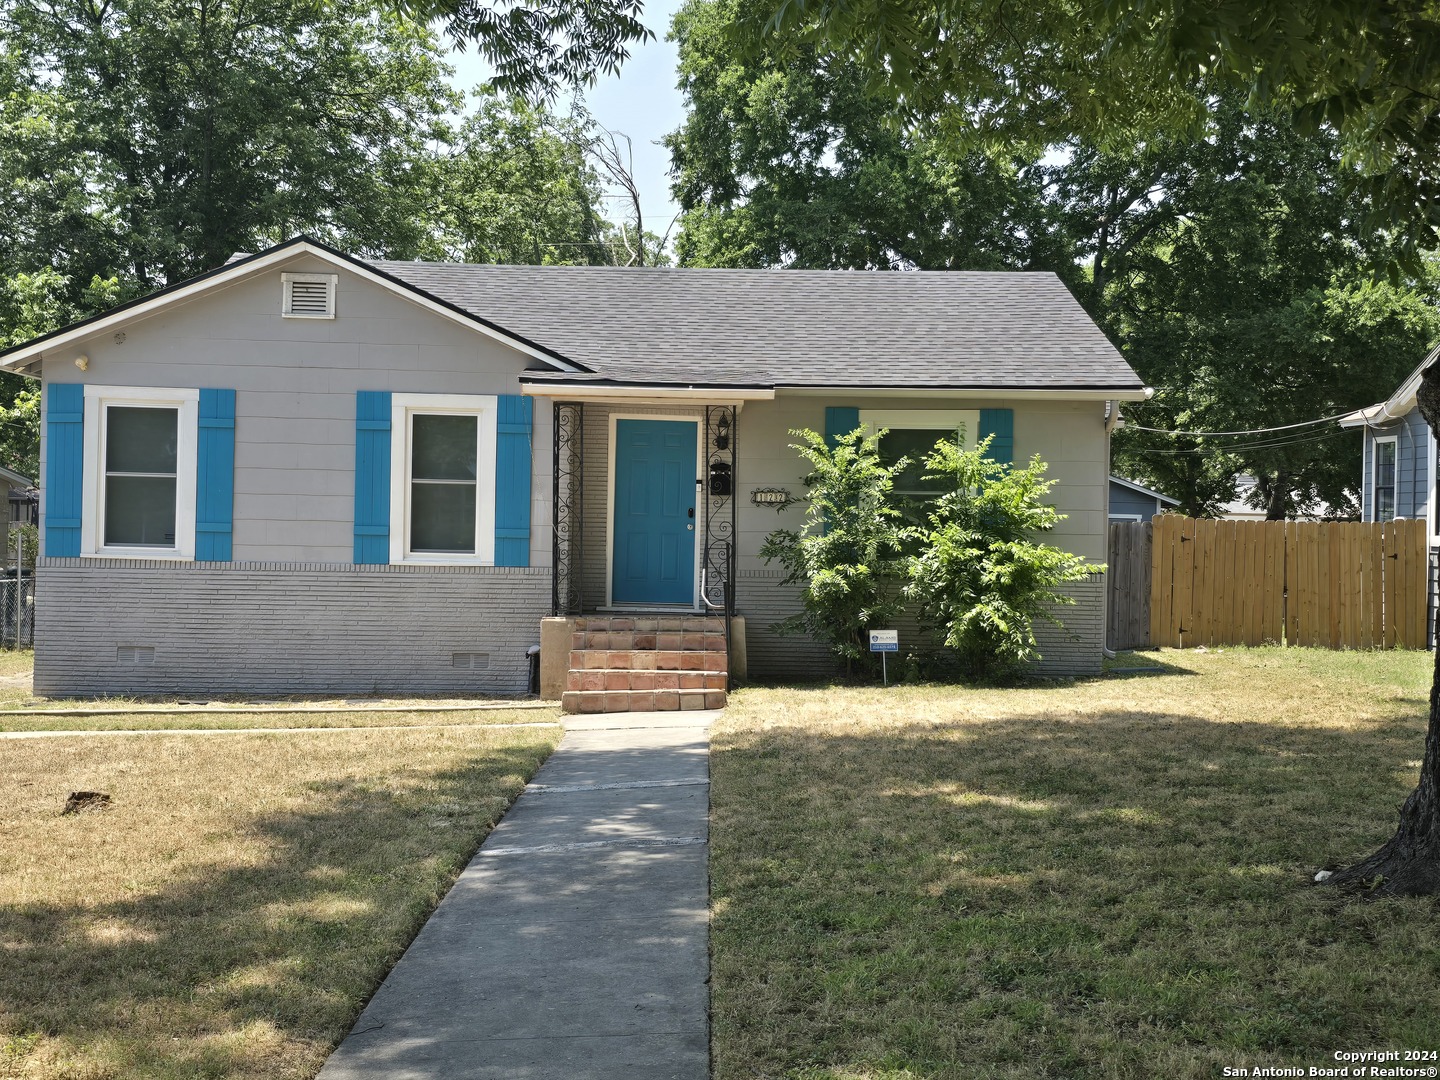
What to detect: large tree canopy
<box><xmin>1094</xmin><ymin>97</ymin><xmax>1440</xmax><ymax>517</ymax></box>
<box><xmin>0</xmin><ymin>0</ymin><xmax>625</xmax><ymax>474</ymax></box>
<box><xmin>748</xmin><ymin>0</ymin><xmax>1440</xmax><ymax>264</ymax></box>
<box><xmin>667</xmin><ymin>0</ymin><xmax>1068</xmax><ymax>271</ymax></box>
<box><xmin>668</xmin><ymin>0</ymin><xmax>1440</xmax><ymax>518</ymax></box>
<box><xmin>1</xmin><ymin>0</ymin><xmax>462</xmax><ymax>291</ymax></box>
<box><xmin>396</xmin><ymin>0</ymin><xmax>652</xmax><ymax>98</ymax></box>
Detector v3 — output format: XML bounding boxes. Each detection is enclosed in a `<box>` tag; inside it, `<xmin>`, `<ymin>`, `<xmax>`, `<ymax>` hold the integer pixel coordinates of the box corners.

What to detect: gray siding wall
<box><xmin>1361</xmin><ymin>410</ymin><xmax>1432</xmax><ymax>524</ymax></box>
<box><xmin>32</xmin><ymin>255</ymin><xmax>565</xmax><ymax>695</ymax></box>
<box><xmin>36</xmin><ymin>559</ymin><xmax>549</xmax><ymax>696</ymax></box>
<box><xmin>573</xmin><ymin>395</ymin><xmax>1109</xmax><ymax>679</ymax></box>
<box><xmin>38</xmin><ymin>254</ymin><xmax>555</xmax><ymax>566</ymax></box>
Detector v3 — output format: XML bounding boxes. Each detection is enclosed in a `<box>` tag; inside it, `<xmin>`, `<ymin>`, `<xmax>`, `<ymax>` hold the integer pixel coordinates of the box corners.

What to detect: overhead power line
<box><xmin>1125</xmin><ymin>411</ymin><xmax>1355</xmax><ymax>437</ymax></box>
<box><xmin>1125</xmin><ymin>427</ymin><xmax>1353</xmax><ymax>456</ymax></box>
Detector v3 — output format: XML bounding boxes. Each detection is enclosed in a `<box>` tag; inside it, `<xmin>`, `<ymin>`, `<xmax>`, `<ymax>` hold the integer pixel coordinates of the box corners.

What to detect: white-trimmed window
<box><xmin>389</xmin><ymin>394</ymin><xmax>497</xmax><ymax>564</ymax></box>
<box><xmin>82</xmin><ymin>386</ymin><xmax>199</xmax><ymax>558</ymax></box>
<box><xmin>281</xmin><ymin>272</ymin><xmax>336</xmax><ymax>319</ymax></box>
<box><xmin>1374</xmin><ymin>435</ymin><xmax>1397</xmax><ymax>522</ymax></box>
<box><xmin>860</xmin><ymin>409</ymin><xmax>981</xmax><ymax>499</ymax></box>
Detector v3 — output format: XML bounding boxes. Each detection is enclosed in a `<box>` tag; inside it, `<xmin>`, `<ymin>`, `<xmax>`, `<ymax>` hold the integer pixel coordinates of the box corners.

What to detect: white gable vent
<box><xmin>281</xmin><ymin>273</ymin><xmax>336</xmax><ymax>319</ymax></box>
<box><xmin>117</xmin><ymin>645</ymin><xmax>156</xmax><ymax>665</ymax></box>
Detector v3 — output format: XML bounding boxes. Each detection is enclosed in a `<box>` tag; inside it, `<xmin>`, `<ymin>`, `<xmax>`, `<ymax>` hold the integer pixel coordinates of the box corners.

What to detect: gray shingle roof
<box><xmin>371</xmin><ymin>262</ymin><xmax>1143</xmax><ymax>391</ymax></box>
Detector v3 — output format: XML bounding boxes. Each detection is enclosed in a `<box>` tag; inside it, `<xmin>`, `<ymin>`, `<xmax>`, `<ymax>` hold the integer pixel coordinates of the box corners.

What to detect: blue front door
<box><xmin>612</xmin><ymin>419</ymin><xmax>697</xmax><ymax>605</ymax></box>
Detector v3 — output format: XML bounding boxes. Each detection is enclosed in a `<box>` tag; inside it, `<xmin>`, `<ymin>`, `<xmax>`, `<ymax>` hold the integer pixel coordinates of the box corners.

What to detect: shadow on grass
<box><xmin>1100</xmin><ymin>650</ymin><xmax>1195</xmax><ymax>679</ymax></box>
<box><xmin>710</xmin><ymin>708</ymin><xmax>1438</xmax><ymax>1079</ymax></box>
<box><xmin>0</xmin><ymin>742</ymin><xmax>550</xmax><ymax>1079</ymax></box>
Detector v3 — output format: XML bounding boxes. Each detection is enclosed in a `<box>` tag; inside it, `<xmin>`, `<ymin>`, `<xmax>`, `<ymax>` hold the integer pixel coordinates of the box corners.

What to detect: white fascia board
<box><xmin>776</xmin><ymin>386</ymin><xmax>1154</xmax><ymax>401</ymax></box>
<box><xmin>0</xmin><ymin>241</ymin><xmax>581</xmax><ymax>376</ymax></box>
<box><xmin>1348</xmin><ymin>342</ymin><xmax>1440</xmax><ymax>428</ymax></box>
<box><xmin>520</xmin><ymin>383</ymin><xmax>775</xmax><ymax>404</ymax></box>
<box><xmin>1339</xmin><ymin>404</ymin><xmax>1387</xmax><ymax>429</ymax></box>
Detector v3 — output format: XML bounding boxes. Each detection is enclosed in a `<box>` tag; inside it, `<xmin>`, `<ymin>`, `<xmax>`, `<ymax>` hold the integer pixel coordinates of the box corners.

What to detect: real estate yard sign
<box><xmin>870</xmin><ymin>629</ymin><xmax>898</xmax><ymax>684</ymax></box>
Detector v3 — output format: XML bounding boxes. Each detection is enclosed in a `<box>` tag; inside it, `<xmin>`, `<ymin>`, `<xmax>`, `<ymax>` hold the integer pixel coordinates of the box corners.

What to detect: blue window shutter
<box><xmin>494</xmin><ymin>394</ymin><xmax>532</xmax><ymax>567</ymax></box>
<box><xmin>824</xmin><ymin>406</ymin><xmax>861</xmax><ymax>448</ymax></box>
<box><xmin>195</xmin><ymin>389</ymin><xmax>236</xmax><ymax>561</ymax></box>
<box><xmin>979</xmin><ymin>408</ymin><xmax>1014</xmax><ymax>466</ymax></box>
<box><xmin>45</xmin><ymin>383</ymin><xmax>84</xmax><ymax>557</ymax></box>
<box><xmin>354</xmin><ymin>391</ymin><xmax>392</xmax><ymax>564</ymax></box>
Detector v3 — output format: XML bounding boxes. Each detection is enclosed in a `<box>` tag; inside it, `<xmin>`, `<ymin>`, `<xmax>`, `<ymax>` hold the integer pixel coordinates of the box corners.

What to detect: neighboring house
<box><xmin>1216</xmin><ymin>475</ymin><xmax>1336</xmax><ymax>522</ymax></box>
<box><xmin>1341</xmin><ymin>349</ymin><xmax>1440</xmax><ymax>649</ymax></box>
<box><xmin>0</xmin><ymin>236</ymin><xmax>1148</xmax><ymax>700</ymax></box>
<box><xmin>1220</xmin><ymin>475</ymin><xmax>1268</xmax><ymax>521</ymax></box>
<box><xmin>1340</xmin><ymin>345</ymin><xmax>1438</xmax><ymax>533</ymax></box>
<box><xmin>0</xmin><ymin>463</ymin><xmax>36</xmax><ymax>557</ymax></box>
<box><xmin>8</xmin><ymin>485</ymin><xmax>38</xmax><ymax>527</ymax></box>
<box><xmin>1108</xmin><ymin>475</ymin><xmax>1178</xmax><ymax>522</ymax></box>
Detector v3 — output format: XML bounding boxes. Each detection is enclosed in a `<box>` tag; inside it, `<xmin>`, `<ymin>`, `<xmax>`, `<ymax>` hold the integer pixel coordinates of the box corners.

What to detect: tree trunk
<box><xmin>1263</xmin><ymin>470</ymin><xmax>1289</xmax><ymax>521</ymax></box>
<box><xmin>1323</xmin><ymin>364</ymin><xmax>1440</xmax><ymax>895</ymax></box>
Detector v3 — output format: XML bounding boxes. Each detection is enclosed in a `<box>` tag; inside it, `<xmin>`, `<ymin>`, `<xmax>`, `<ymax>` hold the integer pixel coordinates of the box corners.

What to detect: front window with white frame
<box><xmin>1373</xmin><ymin>436</ymin><xmax>1397</xmax><ymax>522</ymax></box>
<box><xmin>390</xmin><ymin>394</ymin><xmax>497</xmax><ymax>564</ymax></box>
<box><xmin>82</xmin><ymin>386</ymin><xmax>199</xmax><ymax>558</ymax></box>
<box><xmin>860</xmin><ymin>409</ymin><xmax>981</xmax><ymax>499</ymax></box>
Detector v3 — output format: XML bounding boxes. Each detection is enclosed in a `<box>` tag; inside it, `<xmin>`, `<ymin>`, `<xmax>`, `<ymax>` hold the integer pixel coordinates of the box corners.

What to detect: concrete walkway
<box><xmin>316</xmin><ymin>711</ymin><xmax>716</xmax><ymax>1080</ymax></box>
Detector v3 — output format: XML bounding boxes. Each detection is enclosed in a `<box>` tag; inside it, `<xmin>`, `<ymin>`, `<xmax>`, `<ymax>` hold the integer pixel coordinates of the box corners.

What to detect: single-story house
<box><xmin>1108</xmin><ymin>475</ymin><xmax>1178</xmax><ymax>522</ymax></box>
<box><xmin>1340</xmin><ymin>345</ymin><xmax>1438</xmax><ymax>533</ymax></box>
<box><xmin>0</xmin><ymin>236</ymin><xmax>1149</xmax><ymax>706</ymax></box>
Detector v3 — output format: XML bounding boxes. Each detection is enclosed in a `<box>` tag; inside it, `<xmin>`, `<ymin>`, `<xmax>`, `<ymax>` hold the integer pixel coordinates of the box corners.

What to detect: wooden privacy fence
<box><xmin>1107</xmin><ymin>520</ymin><xmax>1153</xmax><ymax>651</ymax></box>
<box><xmin>1108</xmin><ymin>517</ymin><xmax>1432</xmax><ymax>650</ymax></box>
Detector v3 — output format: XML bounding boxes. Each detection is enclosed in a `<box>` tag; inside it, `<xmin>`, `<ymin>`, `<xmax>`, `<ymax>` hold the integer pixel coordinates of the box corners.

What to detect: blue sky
<box><xmin>444</xmin><ymin>0</ymin><xmax>690</xmax><ymax>240</ymax></box>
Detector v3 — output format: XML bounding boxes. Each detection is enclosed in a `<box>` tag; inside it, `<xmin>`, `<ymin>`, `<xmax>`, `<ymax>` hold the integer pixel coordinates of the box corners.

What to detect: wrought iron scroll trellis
<box><xmin>701</xmin><ymin>404</ymin><xmax>737</xmax><ymax>616</ymax></box>
<box><xmin>552</xmin><ymin>401</ymin><xmax>584</xmax><ymax>616</ymax></box>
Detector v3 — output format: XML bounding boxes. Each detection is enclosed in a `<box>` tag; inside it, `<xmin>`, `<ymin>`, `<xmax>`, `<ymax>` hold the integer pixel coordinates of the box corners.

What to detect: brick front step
<box><xmin>574</xmin><ymin>615</ymin><xmax>724</xmax><ymax>634</ymax></box>
<box><xmin>569</xmin><ymin>650</ymin><xmax>728</xmax><ymax>673</ymax></box>
<box><xmin>561</xmin><ymin>689</ymin><xmax>725</xmax><ymax>713</ymax></box>
<box><xmin>569</xmin><ymin>632</ymin><xmax>726</xmax><ymax>652</ymax></box>
<box><xmin>561</xmin><ymin>615</ymin><xmax>729</xmax><ymax>714</ymax></box>
<box><xmin>567</xmin><ymin>669</ymin><xmax>728</xmax><ymax>693</ymax></box>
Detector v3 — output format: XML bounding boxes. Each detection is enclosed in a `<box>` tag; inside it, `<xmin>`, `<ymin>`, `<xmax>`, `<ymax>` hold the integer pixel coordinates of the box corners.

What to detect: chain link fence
<box><xmin>1</xmin><ymin>525</ymin><xmax>36</xmax><ymax>649</ymax></box>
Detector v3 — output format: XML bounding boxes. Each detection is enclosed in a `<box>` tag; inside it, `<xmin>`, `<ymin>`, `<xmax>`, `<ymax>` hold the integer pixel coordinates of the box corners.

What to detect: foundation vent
<box><xmin>451</xmin><ymin>652</ymin><xmax>490</xmax><ymax>670</ymax></box>
<box><xmin>117</xmin><ymin>646</ymin><xmax>156</xmax><ymax>665</ymax></box>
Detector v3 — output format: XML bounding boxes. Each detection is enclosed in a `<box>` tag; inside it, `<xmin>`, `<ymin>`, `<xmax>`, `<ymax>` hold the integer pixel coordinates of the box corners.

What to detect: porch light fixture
<box><xmin>714</xmin><ymin>411</ymin><xmax>731</xmax><ymax>450</ymax></box>
<box><xmin>751</xmin><ymin>487</ymin><xmax>793</xmax><ymax>509</ymax></box>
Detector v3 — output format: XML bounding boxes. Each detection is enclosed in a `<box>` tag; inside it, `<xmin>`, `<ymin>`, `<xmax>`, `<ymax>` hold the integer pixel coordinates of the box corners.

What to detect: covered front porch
<box><xmin>528</xmin><ymin>390</ymin><xmax>761</xmax><ymax>709</ymax></box>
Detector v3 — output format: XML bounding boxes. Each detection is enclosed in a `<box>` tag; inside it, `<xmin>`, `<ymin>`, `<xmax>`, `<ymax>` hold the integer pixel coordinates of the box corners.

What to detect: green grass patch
<box><xmin>711</xmin><ymin>647</ymin><xmax>1440</xmax><ymax>1079</ymax></box>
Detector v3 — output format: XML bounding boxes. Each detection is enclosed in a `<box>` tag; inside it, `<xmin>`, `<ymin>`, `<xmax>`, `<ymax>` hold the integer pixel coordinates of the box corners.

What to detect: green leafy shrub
<box><xmin>904</xmin><ymin>437</ymin><xmax>1100</xmax><ymax>682</ymax></box>
<box><xmin>759</xmin><ymin>427</ymin><xmax>908</xmax><ymax>675</ymax></box>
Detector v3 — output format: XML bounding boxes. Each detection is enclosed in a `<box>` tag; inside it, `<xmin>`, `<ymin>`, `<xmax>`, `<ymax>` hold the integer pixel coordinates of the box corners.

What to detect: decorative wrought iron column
<box><xmin>552</xmin><ymin>401</ymin><xmax>584</xmax><ymax>615</ymax></box>
<box><xmin>701</xmin><ymin>404</ymin><xmax>737</xmax><ymax>615</ymax></box>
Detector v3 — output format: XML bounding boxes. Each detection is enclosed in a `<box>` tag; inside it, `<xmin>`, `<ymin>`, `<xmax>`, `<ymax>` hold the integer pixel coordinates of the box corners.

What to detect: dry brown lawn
<box><xmin>712</xmin><ymin>647</ymin><xmax>1440</xmax><ymax>1079</ymax></box>
<box><xmin>0</xmin><ymin>650</ymin><xmax>558</xmax><ymax>731</ymax></box>
<box><xmin>0</xmin><ymin>722</ymin><xmax>559</xmax><ymax>1079</ymax></box>
<box><xmin>0</xmin><ymin>708</ymin><xmax>557</xmax><ymax>733</ymax></box>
